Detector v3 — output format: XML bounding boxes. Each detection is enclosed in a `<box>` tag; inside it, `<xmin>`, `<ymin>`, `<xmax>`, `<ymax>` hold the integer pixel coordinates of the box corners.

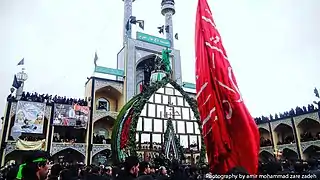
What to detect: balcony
<box><xmin>93</xmin><ymin>110</ymin><xmax>118</xmax><ymax>122</ymax></box>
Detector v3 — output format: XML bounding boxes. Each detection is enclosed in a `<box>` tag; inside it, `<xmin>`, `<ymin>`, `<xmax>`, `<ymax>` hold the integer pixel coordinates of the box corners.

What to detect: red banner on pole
<box><xmin>195</xmin><ymin>0</ymin><xmax>260</xmax><ymax>174</ymax></box>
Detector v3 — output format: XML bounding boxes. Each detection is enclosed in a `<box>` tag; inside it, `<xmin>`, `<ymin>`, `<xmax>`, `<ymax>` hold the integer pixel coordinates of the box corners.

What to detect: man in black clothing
<box><xmin>138</xmin><ymin>161</ymin><xmax>151</xmax><ymax>176</ymax></box>
<box><xmin>136</xmin><ymin>161</ymin><xmax>153</xmax><ymax>180</ymax></box>
<box><xmin>169</xmin><ymin>160</ymin><xmax>188</xmax><ymax>180</ymax></box>
<box><xmin>86</xmin><ymin>166</ymin><xmax>105</xmax><ymax>180</ymax></box>
<box><xmin>156</xmin><ymin>166</ymin><xmax>169</xmax><ymax>180</ymax></box>
<box><xmin>116</xmin><ymin>156</ymin><xmax>140</xmax><ymax>180</ymax></box>
<box><xmin>47</xmin><ymin>164</ymin><xmax>62</xmax><ymax>180</ymax></box>
<box><xmin>16</xmin><ymin>150</ymin><xmax>50</xmax><ymax>180</ymax></box>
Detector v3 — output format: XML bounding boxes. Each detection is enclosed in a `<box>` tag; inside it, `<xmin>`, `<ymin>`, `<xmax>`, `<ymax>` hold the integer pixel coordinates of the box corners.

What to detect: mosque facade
<box><xmin>1</xmin><ymin>0</ymin><xmax>319</xmax><ymax>167</ymax></box>
<box><xmin>0</xmin><ymin>0</ymin><xmax>200</xmax><ymax>166</ymax></box>
<box><xmin>258</xmin><ymin>110</ymin><xmax>320</xmax><ymax>162</ymax></box>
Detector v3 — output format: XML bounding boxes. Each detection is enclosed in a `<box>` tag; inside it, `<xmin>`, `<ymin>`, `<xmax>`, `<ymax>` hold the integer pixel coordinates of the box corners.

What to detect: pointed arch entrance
<box><xmin>92</xmin><ymin>149</ymin><xmax>112</xmax><ymax>166</ymax></box>
<box><xmin>281</xmin><ymin>148</ymin><xmax>298</xmax><ymax>160</ymax></box>
<box><xmin>136</xmin><ymin>54</ymin><xmax>157</xmax><ymax>92</ymax></box>
<box><xmin>274</xmin><ymin>123</ymin><xmax>295</xmax><ymax>145</ymax></box>
<box><xmin>259</xmin><ymin>127</ymin><xmax>272</xmax><ymax>147</ymax></box>
<box><xmin>51</xmin><ymin>148</ymin><xmax>85</xmax><ymax>164</ymax></box>
<box><xmin>5</xmin><ymin>150</ymin><xmax>26</xmax><ymax>165</ymax></box>
<box><xmin>93</xmin><ymin>116</ymin><xmax>115</xmax><ymax>144</ymax></box>
<box><xmin>95</xmin><ymin>85</ymin><xmax>122</xmax><ymax>114</ymax></box>
<box><xmin>303</xmin><ymin>145</ymin><xmax>320</xmax><ymax>160</ymax></box>
<box><xmin>297</xmin><ymin>118</ymin><xmax>320</xmax><ymax>142</ymax></box>
<box><xmin>259</xmin><ymin>151</ymin><xmax>275</xmax><ymax>163</ymax></box>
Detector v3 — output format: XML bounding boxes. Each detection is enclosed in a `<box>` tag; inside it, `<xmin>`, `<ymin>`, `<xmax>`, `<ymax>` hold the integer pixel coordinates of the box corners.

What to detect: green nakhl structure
<box><xmin>163</xmin><ymin>117</ymin><xmax>181</xmax><ymax>160</ymax></box>
<box><xmin>111</xmin><ymin>50</ymin><xmax>206</xmax><ymax>164</ymax></box>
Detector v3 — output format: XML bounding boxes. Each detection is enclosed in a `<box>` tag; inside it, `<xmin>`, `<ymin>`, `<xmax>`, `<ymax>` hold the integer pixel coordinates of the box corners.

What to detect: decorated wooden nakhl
<box><xmin>111</xmin><ymin>51</ymin><xmax>206</xmax><ymax>165</ymax></box>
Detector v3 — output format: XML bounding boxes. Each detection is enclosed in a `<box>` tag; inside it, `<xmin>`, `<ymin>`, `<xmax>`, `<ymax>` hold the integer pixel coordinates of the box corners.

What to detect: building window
<box><xmin>96</xmin><ymin>98</ymin><xmax>110</xmax><ymax>111</ymax></box>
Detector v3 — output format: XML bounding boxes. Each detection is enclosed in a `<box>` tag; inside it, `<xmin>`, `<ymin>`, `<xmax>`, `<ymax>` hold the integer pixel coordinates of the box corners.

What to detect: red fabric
<box><xmin>195</xmin><ymin>0</ymin><xmax>260</xmax><ymax>174</ymax></box>
<box><xmin>120</xmin><ymin>109</ymin><xmax>133</xmax><ymax>149</ymax></box>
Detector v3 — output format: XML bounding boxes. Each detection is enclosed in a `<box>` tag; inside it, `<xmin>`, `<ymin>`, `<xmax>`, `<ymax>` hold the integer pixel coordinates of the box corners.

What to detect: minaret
<box><xmin>161</xmin><ymin>0</ymin><xmax>175</xmax><ymax>48</ymax></box>
<box><xmin>123</xmin><ymin>0</ymin><xmax>135</xmax><ymax>45</ymax></box>
<box><xmin>15</xmin><ymin>68</ymin><xmax>28</xmax><ymax>100</ymax></box>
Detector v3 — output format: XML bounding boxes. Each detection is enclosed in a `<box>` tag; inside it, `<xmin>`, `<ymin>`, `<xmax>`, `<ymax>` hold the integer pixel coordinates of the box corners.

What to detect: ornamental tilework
<box><xmin>92</xmin><ymin>144</ymin><xmax>111</xmax><ymax>157</ymax></box>
<box><xmin>134</xmin><ymin>40</ymin><xmax>164</xmax><ymax>53</ymax></box>
<box><xmin>260</xmin><ymin>146</ymin><xmax>274</xmax><ymax>155</ymax></box>
<box><xmin>135</xmin><ymin>50</ymin><xmax>154</xmax><ymax>62</ymax></box>
<box><xmin>276</xmin><ymin>143</ymin><xmax>297</xmax><ymax>153</ymax></box>
<box><xmin>271</xmin><ymin>118</ymin><xmax>292</xmax><ymax>131</ymax></box>
<box><xmin>172</xmin><ymin>50</ymin><xmax>182</xmax><ymax>85</ymax></box>
<box><xmin>9</xmin><ymin>102</ymin><xmax>17</xmax><ymax>119</ymax></box>
<box><xmin>94</xmin><ymin>80</ymin><xmax>123</xmax><ymax>93</ymax></box>
<box><xmin>293</xmin><ymin>112</ymin><xmax>320</xmax><ymax>126</ymax></box>
<box><xmin>125</xmin><ymin>40</ymin><xmax>136</xmax><ymax>101</ymax></box>
<box><xmin>51</xmin><ymin>143</ymin><xmax>86</xmax><ymax>157</ymax></box>
<box><xmin>134</xmin><ymin>40</ymin><xmax>182</xmax><ymax>85</ymax></box>
<box><xmin>300</xmin><ymin>140</ymin><xmax>320</xmax><ymax>152</ymax></box>
<box><xmin>164</xmin><ymin>13</ymin><xmax>174</xmax><ymax>47</ymax></box>
<box><xmin>93</xmin><ymin>110</ymin><xmax>118</xmax><ymax>122</ymax></box>
<box><xmin>123</xmin><ymin>0</ymin><xmax>133</xmax><ymax>44</ymax></box>
<box><xmin>5</xmin><ymin>141</ymin><xmax>16</xmax><ymax>156</ymax></box>
<box><xmin>258</xmin><ymin>123</ymin><xmax>270</xmax><ymax>132</ymax></box>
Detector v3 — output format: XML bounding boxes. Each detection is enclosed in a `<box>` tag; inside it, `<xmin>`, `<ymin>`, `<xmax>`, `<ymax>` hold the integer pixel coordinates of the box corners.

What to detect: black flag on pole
<box><xmin>94</xmin><ymin>52</ymin><xmax>98</xmax><ymax>67</ymax></box>
<box><xmin>17</xmin><ymin>58</ymin><xmax>24</xmax><ymax>66</ymax></box>
<box><xmin>12</xmin><ymin>75</ymin><xmax>22</xmax><ymax>89</ymax></box>
<box><xmin>314</xmin><ymin>87</ymin><xmax>319</xmax><ymax>98</ymax></box>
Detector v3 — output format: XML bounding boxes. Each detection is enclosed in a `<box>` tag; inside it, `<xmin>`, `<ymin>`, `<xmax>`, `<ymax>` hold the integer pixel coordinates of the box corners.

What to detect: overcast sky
<box><xmin>0</xmin><ymin>0</ymin><xmax>319</xmax><ymax>118</ymax></box>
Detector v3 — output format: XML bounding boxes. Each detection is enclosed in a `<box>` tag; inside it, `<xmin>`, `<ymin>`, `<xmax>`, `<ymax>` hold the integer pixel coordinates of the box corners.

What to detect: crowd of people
<box><xmin>7</xmin><ymin>92</ymin><xmax>88</xmax><ymax>106</ymax></box>
<box><xmin>93</xmin><ymin>134</ymin><xmax>111</xmax><ymax>144</ymax></box>
<box><xmin>53</xmin><ymin>131</ymin><xmax>86</xmax><ymax>144</ymax></box>
<box><xmin>254</xmin><ymin>103</ymin><xmax>318</xmax><ymax>124</ymax></box>
<box><xmin>1</xmin><ymin>150</ymin><xmax>320</xmax><ymax>180</ymax></box>
<box><xmin>6</xmin><ymin>91</ymin><xmax>319</xmax><ymax>127</ymax></box>
<box><xmin>6</xmin><ymin>90</ymin><xmax>319</xmax><ymax>125</ymax></box>
<box><xmin>276</xmin><ymin>135</ymin><xmax>295</xmax><ymax>145</ymax></box>
<box><xmin>260</xmin><ymin>138</ymin><xmax>272</xmax><ymax>147</ymax></box>
<box><xmin>52</xmin><ymin>135</ymin><xmax>81</xmax><ymax>144</ymax></box>
<box><xmin>259</xmin><ymin>159</ymin><xmax>320</xmax><ymax>177</ymax></box>
<box><xmin>0</xmin><ymin>151</ymin><xmax>212</xmax><ymax>180</ymax></box>
<box><xmin>301</xmin><ymin>132</ymin><xmax>320</xmax><ymax>142</ymax></box>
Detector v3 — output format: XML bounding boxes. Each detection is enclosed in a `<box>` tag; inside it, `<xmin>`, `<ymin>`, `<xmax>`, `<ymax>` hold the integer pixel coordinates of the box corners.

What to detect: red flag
<box><xmin>139</xmin><ymin>83</ymin><xmax>143</xmax><ymax>93</ymax></box>
<box><xmin>195</xmin><ymin>0</ymin><xmax>259</xmax><ymax>174</ymax></box>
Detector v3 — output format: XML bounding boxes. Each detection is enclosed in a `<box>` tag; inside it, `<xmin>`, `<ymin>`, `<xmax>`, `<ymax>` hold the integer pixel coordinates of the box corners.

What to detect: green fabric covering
<box><xmin>111</xmin><ymin>94</ymin><xmax>141</xmax><ymax>163</ymax></box>
<box><xmin>163</xmin><ymin>118</ymin><xmax>185</xmax><ymax>161</ymax></box>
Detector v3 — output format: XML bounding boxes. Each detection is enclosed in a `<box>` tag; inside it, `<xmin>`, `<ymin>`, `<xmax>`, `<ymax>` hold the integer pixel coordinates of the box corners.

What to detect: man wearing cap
<box><xmin>16</xmin><ymin>150</ymin><xmax>50</xmax><ymax>180</ymax></box>
<box><xmin>116</xmin><ymin>156</ymin><xmax>140</xmax><ymax>180</ymax></box>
